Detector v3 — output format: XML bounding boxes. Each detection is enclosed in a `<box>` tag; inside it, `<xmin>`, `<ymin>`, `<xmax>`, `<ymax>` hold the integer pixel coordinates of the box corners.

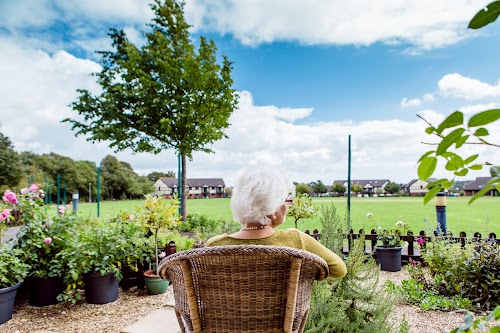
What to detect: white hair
<box><xmin>230</xmin><ymin>169</ymin><xmax>290</xmax><ymax>226</ymax></box>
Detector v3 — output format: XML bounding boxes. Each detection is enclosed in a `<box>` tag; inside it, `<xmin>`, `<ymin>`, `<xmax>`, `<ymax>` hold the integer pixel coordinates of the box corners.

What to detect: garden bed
<box><xmin>1</xmin><ymin>270</ymin><xmax>495</xmax><ymax>333</ymax></box>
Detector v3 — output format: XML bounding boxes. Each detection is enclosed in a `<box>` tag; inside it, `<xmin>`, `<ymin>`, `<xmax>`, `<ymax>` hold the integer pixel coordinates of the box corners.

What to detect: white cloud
<box><xmin>401</xmin><ymin>93</ymin><xmax>434</xmax><ymax>108</ymax></box>
<box><xmin>438</xmin><ymin>73</ymin><xmax>500</xmax><ymax>100</ymax></box>
<box><xmin>459</xmin><ymin>102</ymin><xmax>500</xmax><ymax>114</ymax></box>
<box><xmin>186</xmin><ymin>0</ymin><xmax>490</xmax><ymax>49</ymax></box>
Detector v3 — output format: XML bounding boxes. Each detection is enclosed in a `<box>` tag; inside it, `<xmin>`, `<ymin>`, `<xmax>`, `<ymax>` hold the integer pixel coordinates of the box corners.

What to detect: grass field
<box><xmin>62</xmin><ymin>196</ymin><xmax>500</xmax><ymax>236</ymax></box>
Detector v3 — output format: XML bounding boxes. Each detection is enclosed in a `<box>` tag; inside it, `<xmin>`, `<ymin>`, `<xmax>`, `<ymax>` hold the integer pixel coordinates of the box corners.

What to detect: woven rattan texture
<box><xmin>158</xmin><ymin>245</ymin><xmax>329</xmax><ymax>333</ymax></box>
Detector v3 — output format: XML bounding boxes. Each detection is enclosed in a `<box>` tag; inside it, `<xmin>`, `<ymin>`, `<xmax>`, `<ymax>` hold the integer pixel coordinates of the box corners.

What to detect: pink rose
<box><xmin>44</xmin><ymin>237</ymin><xmax>52</xmax><ymax>245</ymax></box>
<box><xmin>29</xmin><ymin>184</ymin><xmax>39</xmax><ymax>193</ymax></box>
<box><xmin>58</xmin><ymin>205</ymin><xmax>65</xmax><ymax>215</ymax></box>
<box><xmin>2</xmin><ymin>190</ymin><xmax>18</xmax><ymax>205</ymax></box>
<box><xmin>65</xmin><ymin>204</ymin><xmax>70</xmax><ymax>210</ymax></box>
<box><xmin>20</xmin><ymin>188</ymin><xmax>28</xmax><ymax>195</ymax></box>
<box><xmin>0</xmin><ymin>209</ymin><xmax>11</xmax><ymax>221</ymax></box>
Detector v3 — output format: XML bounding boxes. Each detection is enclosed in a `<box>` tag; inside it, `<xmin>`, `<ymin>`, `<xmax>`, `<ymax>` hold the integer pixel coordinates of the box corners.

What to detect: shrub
<box><xmin>305</xmin><ymin>204</ymin><xmax>402</xmax><ymax>333</ymax></box>
<box><xmin>177</xmin><ymin>213</ymin><xmax>240</xmax><ymax>242</ymax></box>
<box><xmin>461</xmin><ymin>241</ymin><xmax>500</xmax><ymax>311</ymax></box>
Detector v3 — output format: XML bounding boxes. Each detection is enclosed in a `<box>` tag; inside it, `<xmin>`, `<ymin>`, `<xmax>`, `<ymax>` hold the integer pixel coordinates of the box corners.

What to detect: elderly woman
<box><xmin>206</xmin><ymin>169</ymin><xmax>347</xmax><ymax>278</ymax></box>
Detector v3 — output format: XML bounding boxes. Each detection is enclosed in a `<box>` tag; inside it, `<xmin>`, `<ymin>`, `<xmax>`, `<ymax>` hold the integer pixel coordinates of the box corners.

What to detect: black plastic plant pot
<box><xmin>84</xmin><ymin>272</ymin><xmax>119</xmax><ymax>304</ymax></box>
<box><xmin>0</xmin><ymin>281</ymin><xmax>22</xmax><ymax>325</ymax></box>
<box><xmin>29</xmin><ymin>276</ymin><xmax>65</xmax><ymax>307</ymax></box>
<box><xmin>375</xmin><ymin>246</ymin><xmax>402</xmax><ymax>272</ymax></box>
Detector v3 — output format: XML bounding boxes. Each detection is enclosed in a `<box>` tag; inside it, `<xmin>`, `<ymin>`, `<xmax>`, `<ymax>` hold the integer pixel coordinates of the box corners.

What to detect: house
<box><xmin>332</xmin><ymin>179</ymin><xmax>390</xmax><ymax>196</ymax></box>
<box><xmin>403</xmin><ymin>178</ymin><xmax>437</xmax><ymax>196</ymax></box>
<box><xmin>153</xmin><ymin>177</ymin><xmax>226</xmax><ymax>199</ymax></box>
<box><xmin>463</xmin><ymin>177</ymin><xmax>499</xmax><ymax>197</ymax></box>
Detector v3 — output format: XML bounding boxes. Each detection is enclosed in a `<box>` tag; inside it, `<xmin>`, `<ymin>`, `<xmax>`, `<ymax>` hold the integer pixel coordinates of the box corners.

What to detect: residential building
<box><xmin>463</xmin><ymin>177</ymin><xmax>499</xmax><ymax>197</ymax></box>
<box><xmin>153</xmin><ymin>177</ymin><xmax>226</xmax><ymax>199</ymax></box>
<box><xmin>403</xmin><ymin>178</ymin><xmax>437</xmax><ymax>196</ymax></box>
<box><xmin>332</xmin><ymin>179</ymin><xmax>390</xmax><ymax>196</ymax></box>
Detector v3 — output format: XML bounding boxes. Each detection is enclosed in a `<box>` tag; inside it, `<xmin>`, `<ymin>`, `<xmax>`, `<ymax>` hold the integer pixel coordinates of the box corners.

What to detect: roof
<box><xmin>463</xmin><ymin>177</ymin><xmax>492</xmax><ymax>191</ymax></box>
<box><xmin>159</xmin><ymin>177</ymin><xmax>225</xmax><ymax>187</ymax></box>
<box><xmin>332</xmin><ymin>179</ymin><xmax>390</xmax><ymax>188</ymax></box>
<box><xmin>404</xmin><ymin>178</ymin><xmax>437</xmax><ymax>188</ymax></box>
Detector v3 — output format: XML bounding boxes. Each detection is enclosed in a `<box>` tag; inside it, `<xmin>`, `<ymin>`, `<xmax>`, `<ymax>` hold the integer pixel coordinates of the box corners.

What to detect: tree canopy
<box><xmin>0</xmin><ymin>131</ymin><xmax>22</xmax><ymax>188</ymax></box>
<box><xmin>64</xmin><ymin>0</ymin><xmax>238</xmax><ymax>220</ymax></box>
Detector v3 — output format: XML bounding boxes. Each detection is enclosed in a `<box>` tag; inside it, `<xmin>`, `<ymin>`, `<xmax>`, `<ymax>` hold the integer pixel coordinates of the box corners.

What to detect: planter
<box><xmin>84</xmin><ymin>272</ymin><xmax>119</xmax><ymax>304</ymax></box>
<box><xmin>29</xmin><ymin>276</ymin><xmax>65</xmax><ymax>307</ymax></box>
<box><xmin>144</xmin><ymin>270</ymin><xmax>169</xmax><ymax>295</ymax></box>
<box><xmin>0</xmin><ymin>281</ymin><xmax>22</xmax><ymax>325</ymax></box>
<box><xmin>375</xmin><ymin>246</ymin><xmax>402</xmax><ymax>272</ymax></box>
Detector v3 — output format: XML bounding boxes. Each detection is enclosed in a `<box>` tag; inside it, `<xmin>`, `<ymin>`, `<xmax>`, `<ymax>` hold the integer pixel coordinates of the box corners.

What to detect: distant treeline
<box><xmin>1</xmin><ymin>131</ymin><xmax>174</xmax><ymax>201</ymax></box>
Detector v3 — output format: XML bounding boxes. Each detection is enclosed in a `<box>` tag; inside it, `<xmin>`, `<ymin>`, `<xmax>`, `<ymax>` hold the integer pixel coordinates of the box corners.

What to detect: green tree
<box><xmin>0</xmin><ymin>132</ymin><xmax>22</xmax><ymax>188</ymax></box>
<box><xmin>286</xmin><ymin>193</ymin><xmax>318</xmax><ymax>229</ymax></box>
<box><xmin>417</xmin><ymin>1</ymin><xmax>500</xmax><ymax>204</ymax></box>
<box><xmin>295</xmin><ymin>183</ymin><xmax>311</xmax><ymax>195</ymax></box>
<box><xmin>100</xmin><ymin>155</ymin><xmax>130</xmax><ymax>200</ymax></box>
<box><xmin>63</xmin><ymin>0</ymin><xmax>238</xmax><ymax>220</ymax></box>
<box><xmin>384</xmin><ymin>181</ymin><xmax>401</xmax><ymax>194</ymax></box>
<box><xmin>351</xmin><ymin>184</ymin><xmax>363</xmax><ymax>194</ymax></box>
<box><xmin>331</xmin><ymin>183</ymin><xmax>346</xmax><ymax>196</ymax></box>
<box><xmin>147</xmin><ymin>171</ymin><xmax>175</xmax><ymax>182</ymax></box>
<box><xmin>313</xmin><ymin>181</ymin><xmax>327</xmax><ymax>195</ymax></box>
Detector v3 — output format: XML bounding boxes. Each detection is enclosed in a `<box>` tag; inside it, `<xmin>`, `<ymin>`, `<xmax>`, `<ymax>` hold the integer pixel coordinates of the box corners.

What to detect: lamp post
<box><xmin>435</xmin><ymin>192</ymin><xmax>447</xmax><ymax>235</ymax></box>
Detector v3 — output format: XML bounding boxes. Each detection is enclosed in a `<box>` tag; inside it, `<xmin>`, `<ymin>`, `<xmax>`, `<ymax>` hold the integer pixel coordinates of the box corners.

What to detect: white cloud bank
<box><xmin>438</xmin><ymin>73</ymin><xmax>500</xmax><ymax>100</ymax></box>
<box><xmin>0</xmin><ymin>0</ymin><xmax>493</xmax><ymax>51</ymax></box>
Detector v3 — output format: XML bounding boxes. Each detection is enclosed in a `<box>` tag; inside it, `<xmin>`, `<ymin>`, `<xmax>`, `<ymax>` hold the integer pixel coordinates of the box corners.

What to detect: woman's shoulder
<box><xmin>205</xmin><ymin>233</ymin><xmax>229</xmax><ymax>246</ymax></box>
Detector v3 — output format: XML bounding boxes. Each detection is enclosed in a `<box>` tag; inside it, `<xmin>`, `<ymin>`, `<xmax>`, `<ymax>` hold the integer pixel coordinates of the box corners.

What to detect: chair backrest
<box><xmin>158</xmin><ymin>245</ymin><xmax>329</xmax><ymax>333</ymax></box>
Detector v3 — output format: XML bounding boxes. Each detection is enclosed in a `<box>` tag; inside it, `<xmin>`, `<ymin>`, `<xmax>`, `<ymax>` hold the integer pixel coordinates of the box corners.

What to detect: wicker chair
<box><xmin>158</xmin><ymin>245</ymin><xmax>329</xmax><ymax>333</ymax></box>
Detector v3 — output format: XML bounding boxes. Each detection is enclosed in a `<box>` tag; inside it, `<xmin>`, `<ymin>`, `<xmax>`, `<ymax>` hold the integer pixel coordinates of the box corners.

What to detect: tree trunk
<box><xmin>181</xmin><ymin>152</ymin><xmax>187</xmax><ymax>221</ymax></box>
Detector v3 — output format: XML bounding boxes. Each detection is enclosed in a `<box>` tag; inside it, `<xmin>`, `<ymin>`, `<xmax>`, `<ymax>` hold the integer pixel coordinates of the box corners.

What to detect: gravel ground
<box><xmin>1</xmin><ymin>270</ymin><xmax>497</xmax><ymax>333</ymax></box>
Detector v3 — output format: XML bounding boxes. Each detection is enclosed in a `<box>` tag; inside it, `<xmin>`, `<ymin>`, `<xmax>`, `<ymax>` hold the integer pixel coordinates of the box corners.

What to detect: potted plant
<box><xmin>136</xmin><ymin>195</ymin><xmax>179</xmax><ymax>295</ymax></box>
<box><xmin>60</xmin><ymin>220</ymin><xmax>143</xmax><ymax>304</ymax></box>
<box><xmin>374</xmin><ymin>220</ymin><xmax>410</xmax><ymax>272</ymax></box>
<box><xmin>0</xmin><ymin>244</ymin><xmax>30</xmax><ymax>325</ymax></box>
<box><xmin>4</xmin><ymin>186</ymin><xmax>76</xmax><ymax>307</ymax></box>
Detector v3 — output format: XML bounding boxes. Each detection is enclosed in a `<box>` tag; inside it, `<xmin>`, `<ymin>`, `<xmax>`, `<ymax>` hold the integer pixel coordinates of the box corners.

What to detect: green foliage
<box><xmin>387</xmin><ymin>279</ymin><xmax>472</xmax><ymax>311</ymax></box>
<box><xmin>368</xmin><ymin>213</ymin><xmax>410</xmax><ymax>247</ymax></box>
<box><xmin>461</xmin><ymin>242</ymin><xmax>500</xmax><ymax>311</ymax></box>
<box><xmin>286</xmin><ymin>193</ymin><xmax>319</xmax><ymax>229</ymax></box>
<box><xmin>146</xmin><ymin>171</ymin><xmax>175</xmax><ymax>182</ymax></box>
<box><xmin>0</xmin><ymin>244</ymin><xmax>30</xmax><ymax>289</ymax></box>
<box><xmin>158</xmin><ymin>230</ymin><xmax>196</xmax><ymax>252</ymax></box>
<box><xmin>417</xmin><ymin>4</ymin><xmax>500</xmax><ymax>205</ymax></box>
<box><xmin>0</xmin><ymin>131</ymin><xmax>22</xmax><ymax>188</ymax></box>
<box><xmin>305</xmin><ymin>204</ymin><xmax>400</xmax><ymax>333</ymax></box>
<box><xmin>448</xmin><ymin>306</ymin><xmax>500</xmax><ymax>333</ymax></box>
<box><xmin>64</xmin><ymin>0</ymin><xmax>238</xmax><ymax>220</ymax></box>
<box><xmin>313</xmin><ymin>181</ymin><xmax>327</xmax><ymax>194</ymax></box>
<box><xmin>176</xmin><ymin>213</ymin><xmax>240</xmax><ymax>242</ymax></box>
<box><xmin>384</xmin><ymin>182</ymin><xmax>401</xmax><ymax>194</ymax></box>
<box><xmin>295</xmin><ymin>183</ymin><xmax>311</xmax><ymax>195</ymax></box>
<box><xmin>331</xmin><ymin>183</ymin><xmax>346</xmax><ymax>196</ymax></box>
<box><xmin>351</xmin><ymin>183</ymin><xmax>363</xmax><ymax>193</ymax></box>
<box><xmin>468</xmin><ymin>1</ymin><xmax>500</xmax><ymax>29</ymax></box>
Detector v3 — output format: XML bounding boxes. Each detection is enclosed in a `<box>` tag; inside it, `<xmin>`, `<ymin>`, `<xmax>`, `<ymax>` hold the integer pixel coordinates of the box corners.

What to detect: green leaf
<box><xmin>454</xmin><ymin>168</ymin><xmax>468</xmax><ymax>177</ymax></box>
<box><xmin>436</xmin><ymin>111</ymin><xmax>464</xmax><ymax>134</ymax></box>
<box><xmin>468</xmin><ymin>109</ymin><xmax>500</xmax><ymax>127</ymax></box>
<box><xmin>436</xmin><ymin>128</ymin><xmax>466</xmax><ymax>155</ymax></box>
<box><xmin>469</xmin><ymin>184</ymin><xmax>495</xmax><ymax>204</ymax></box>
<box><xmin>464</xmin><ymin>154</ymin><xmax>479</xmax><ymax>165</ymax></box>
<box><xmin>468</xmin><ymin>2</ymin><xmax>500</xmax><ymax>29</ymax></box>
<box><xmin>469</xmin><ymin>164</ymin><xmax>483</xmax><ymax>171</ymax></box>
<box><xmin>418</xmin><ymin>157</ymin><xmax>437</xmax><ymax>180</ymax></box>
<box><xmin>425</xmin><ymin>126</ymin><xmax>436</xmax><ymax>134</ymax></box>
<box><xmin>474</xmin><ymin>128</ymin><xmax>489</xmax><ymax>136</ymax></box>
<box><xmin>423</xmin><ymin>186</ymin><xmax>441</xmax><ymax>205</ymax></box>
<box><xmin>491</xmin><ymin>166</ymin><xmax>500</xmax><ymax>177</ymax></box>
<box><xmin>418</xmin><ymin>151</ymin><xmax>435</xmax><ymax>163</ymax></box>
<box><xmin>455</xmin><ymin>135</ymin><xmax>469</xmax><ymax>148</ymax></box>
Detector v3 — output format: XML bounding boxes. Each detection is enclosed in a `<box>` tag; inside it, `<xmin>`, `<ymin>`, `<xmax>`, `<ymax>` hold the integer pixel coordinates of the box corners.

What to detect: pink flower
<box><xmin>0</xmin><ymin>209</ymin><xmax>11</xmax><ymax>221</ymax></box>
<box><xmin>58</xmin><ymin>205</ymin><xmax>65</xmax><ymax>215</ymax></box>
<box><xmin>44</xmin><ymin>237</ymin><xmax>52</xmax><ymax>245</ymax></box>
<box><xmin>2</xmin><ymin>190</ymin><xmax>18</xmax><ymax>205</ymax></box>
<box><xmin>20</xmin><ymin>188</ymin><xmax>28</xmax><ymax>195</ymax></box>
<box><xmin>65</xmin><ymin>204</ymin><xmax>70</xmax><ymax>210</ymax></box>
<box><xmin>416</xmin><ymin>237</ymin><xmax>426</xmax><ymax>246</ymax></box>
<box><xmin>129</xmin><ymin>214</ymin><xmax>134</xmax><ymax>221</ymax></box>
<box><xmin>158</xmin><ymin>251</ymin><xmax>166</xmax><ymax>259</ymax></box>
<box><xmin>29</xmin><ymin>184</ymin><xmax>39</xmax><ymax>193</ymax></box>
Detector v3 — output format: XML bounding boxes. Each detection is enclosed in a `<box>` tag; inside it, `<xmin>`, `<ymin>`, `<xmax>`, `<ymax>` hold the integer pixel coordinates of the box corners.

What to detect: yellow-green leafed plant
<box><xmin>138</xmin><ymin>195</ymin><xmax>180</xmax><ymax>274</ymax></box>
<box><xmin>286</xmin><ymin>193</ymin><xmax>319</xmax><ymax>229</ymax></box>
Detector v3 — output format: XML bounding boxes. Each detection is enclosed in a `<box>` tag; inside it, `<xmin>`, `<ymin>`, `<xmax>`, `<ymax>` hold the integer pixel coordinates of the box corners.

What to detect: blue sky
<box><xmin>0</xmin><ymin>0</ymin><xmax>499</xmax><ymax>186</ymax></box>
